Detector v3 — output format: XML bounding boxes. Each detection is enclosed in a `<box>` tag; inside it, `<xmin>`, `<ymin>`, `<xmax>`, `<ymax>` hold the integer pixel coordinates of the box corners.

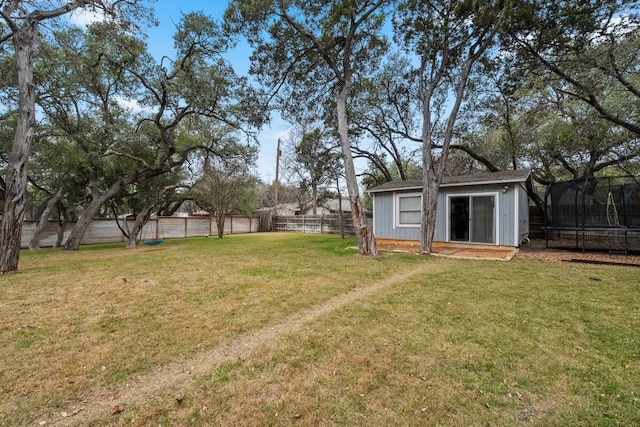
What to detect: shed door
<box><xmin>450</xmin><ymin>195</ymin><xmax>495</xmax><ymax>244</ymax></box>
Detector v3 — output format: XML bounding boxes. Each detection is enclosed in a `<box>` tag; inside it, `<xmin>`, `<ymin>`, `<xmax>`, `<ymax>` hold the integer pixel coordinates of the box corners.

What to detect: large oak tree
<box><xmin>504</xmin><ymin>0</ymin><xmax>640</xmax><ymax>137</ymax></box>
<box><xmin>395</xmin><ymin>0</ymin><xmax>508</xmax><ymax>254</ymax></box>
<box><xmin>60</xmin><ymin>14</ymin><xmax>260</xmax><ymax>250</ymax></box>
<box><xmin>225</xmin><ymin>0</ymin><xmax>393</xmax><ymax>255</ymax></box>
<box><xmin>0</xmin><ymin>0</ymin><xmax>149</xmax><ymax>272</ymax></box>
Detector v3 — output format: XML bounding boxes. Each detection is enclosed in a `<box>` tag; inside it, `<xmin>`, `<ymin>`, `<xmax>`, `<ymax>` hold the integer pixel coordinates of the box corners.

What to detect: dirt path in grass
<box><xmin>49</xmin><ymin>261</ymin><xmax>432</xmax><ymax>426</ymax></box>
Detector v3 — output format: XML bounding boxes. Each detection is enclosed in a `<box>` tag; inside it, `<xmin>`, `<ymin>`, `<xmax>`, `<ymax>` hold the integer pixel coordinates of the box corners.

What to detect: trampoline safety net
<box><xmin>547</xmin><ymin>177</ymin><xmax>640</xmax><ymax>230</ymax></box>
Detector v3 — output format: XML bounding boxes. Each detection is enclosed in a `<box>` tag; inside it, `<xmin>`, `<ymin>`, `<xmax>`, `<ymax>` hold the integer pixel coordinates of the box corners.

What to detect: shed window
<box><xmin>397</xmin><ymin>193</ymin><xmax>422</xmax><ymax>226</ymax></box>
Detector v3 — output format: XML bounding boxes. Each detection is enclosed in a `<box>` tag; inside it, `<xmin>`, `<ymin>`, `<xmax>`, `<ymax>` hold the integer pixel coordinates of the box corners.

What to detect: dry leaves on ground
<box><xmin>516</xmin><ymin>239</ymin><xmax>640</xmax><ymax>266</ymax></box>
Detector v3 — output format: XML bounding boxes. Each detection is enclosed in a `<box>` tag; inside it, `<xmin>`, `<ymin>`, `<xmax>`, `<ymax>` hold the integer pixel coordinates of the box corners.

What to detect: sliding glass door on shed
<box><xmin>448</xmin><ymin>194</ymin><xmax>496</xmax><ymax>244</ymax></box>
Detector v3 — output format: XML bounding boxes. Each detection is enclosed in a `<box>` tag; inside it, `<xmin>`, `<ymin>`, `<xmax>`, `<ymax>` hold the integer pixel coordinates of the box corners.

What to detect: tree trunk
<box><xmin>55</xmin><ymin>217</ymin><xmax>69</xmax><ymax>248</ymax></box>
<box><xmin>63</xmin><ymin>208</ymin><xmax>96</xmax><ymax>251</ymax></box>
<box><xmin>0</xmin><ymin>24</ymin><xmax>38</xmax><ymax>273</ymax></box>
<box><xmin>127</xmin><ymin>202</ymin><xmax>154</xmax><ymax>248</ymax></box>
<box><xmin>419</xmin><ymin>50</ymin><xmax>482</xmax><ymax>254</ymax></box>
<box><xmin>420</xmin><ymin>172</ymin><xmax>439</xmax><ymax>255</ymax></box>
<box><xmin>419</xmin><ymin>97</ymin><xmax>437</xmax><ymax>255</ymax></box>
<box><xmin>63</xmin><ymin>160</ymin><xmax>171</xmax><ymax>250</ymax></box>
<box><xmin>311</xmin><ymin>184</ymin><xmax>318</xmax><ymax>215</ymax></box>
<box><xmin>419</xmin><ymin>60</ymin><xmax>437</xmax><ymax>255</ymax></box>
<box><xmin>526</xmin><ymin>178</ymin><xmax>546</xmax><ymax>222</ymax></box>
<box><xmin>29</xmin><ymin>188</ymin><xmax>63</xmax><ymax>250</ymax></box>
<box><xmin>337</xmin><ymin>180</ymin><xmax>345</xmax><ymax>239</ymax></box>
<box><xmin>216</xmin><ymin>212</ymin><xmax>225</xmax><ymax>238</ymax></box>
<box><xmin>63</xmin><ymin>178</ymin><xmax>136</xmax><ymax>250</ymax></box>
<box><xmin>336</xmin><ymin>83</ymin><xmax>377</xmax><ymax>256</ymax></box>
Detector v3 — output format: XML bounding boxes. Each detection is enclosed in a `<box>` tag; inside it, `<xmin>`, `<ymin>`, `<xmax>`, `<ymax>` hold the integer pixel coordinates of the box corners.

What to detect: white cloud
<box><xmin>274</xmin><ymin>129</ymin><xmax>292</xmax><ymax>140</ymax></box>
<box><xmin>115</xmin><ymin>96</ymin><xmax>152</xmax><ymax>114</ymax></box>
<box><xmin>591</xmin><ymin>13</ymin><xmax>640</xmax><ymax>45</ymax></box>
<box><xmin>605</xmin><ymin>14</ymin><xmax>639</xmax><ymax>35</ymax></box>
<box><xmin>67</xmin><ymin>8</ymin><xmax>108</xmax><ymax>28</ymax></box>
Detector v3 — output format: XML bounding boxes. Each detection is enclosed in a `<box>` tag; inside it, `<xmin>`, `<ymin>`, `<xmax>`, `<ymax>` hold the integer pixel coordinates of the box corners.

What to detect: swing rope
<box><xmin>143</xmin><ymin>217</ymin><xmax>165</xmax><ymax>245</ymax></box>
<box><xmin>606</xmin><ymin>191</ymin><xmax>621</xmax><ymax>228</ymax></box>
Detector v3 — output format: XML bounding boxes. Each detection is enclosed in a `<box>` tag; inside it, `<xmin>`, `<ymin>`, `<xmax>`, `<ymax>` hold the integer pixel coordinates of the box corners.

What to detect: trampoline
<box><xmin>544</xmin><ymin>177</ymin><xmax>640</xmax><ymax>254</ymax></box>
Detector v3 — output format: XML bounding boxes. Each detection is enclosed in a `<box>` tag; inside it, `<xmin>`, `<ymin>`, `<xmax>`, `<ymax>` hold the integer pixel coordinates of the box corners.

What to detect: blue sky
<box><xmin>144</xmin><ymin>0</ymin><xmax>288</xmax><ymax>183</ymax></box>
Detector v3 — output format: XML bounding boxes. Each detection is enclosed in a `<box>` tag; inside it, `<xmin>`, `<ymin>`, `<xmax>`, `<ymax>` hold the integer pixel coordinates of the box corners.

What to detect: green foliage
<box><xmin>289</xmin><ymin>127</ymin><xmax>343</xmax><ymax>205</ymax></box>
<box><xmin>460</xmin><ymin>63</ymin><xmax>639</xmax><ymax>182</ymax></box>
<box><xmin>0</xmin><ymin>112</ymin><xmax>16</xmax><ymax>159</ymax></box>
<box><xmin>362</xmin><ymin>157</ymin><xmax>421</xmax><ymax>189</ymax></box>
<box><xmin>226</xmin><ymin>0</ymin><xmax>392</xmax><ymax>254</ymax></box>
<box><xmin>191</xmin><ymin>150</ymin><xmax>260</xmax><ymax>219</ymax></box>
<box><xmin>35</xmin><ymin>23</ymin><xmax>155</xmax><ymax>203</ymax></box>
<box><xmin>174</xmin><ymin>11</ymin><xmax>231</xmax><ymax>56</ymax></box>
<box><xmin>503</xmin><ymin>0</ymin><xmax>640</xmax><ymax>138</ymax></box>
<box><xmin>224</xmin><ymin>0</ymin><xmax>391</xmax><ymax>120</ymax></box>
<box><xmin>350</xmin><ymin>54</ymin><xmax>422</xmax><ymax>182</ymax></box>
<box><xmin>0</xmin><ymin>49</ymin><xmax>17</xmax><ymax>97</ymax></box>
<box><xmin>5</xmin><ymin>0</ymin><xmax>640</xmax><ymax>264</ymax></box>
<box><xmin>17</xmin><ymin>11</ymin><xmax>263</xmax><ymax>248</ymax></box>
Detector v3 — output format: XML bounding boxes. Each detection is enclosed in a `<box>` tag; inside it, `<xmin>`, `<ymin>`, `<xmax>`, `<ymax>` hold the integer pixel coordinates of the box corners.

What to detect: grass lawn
<box><xmin>0</xmin><ymin>233</ymin><xmax>638</xmax><ymax>426</ymax></box>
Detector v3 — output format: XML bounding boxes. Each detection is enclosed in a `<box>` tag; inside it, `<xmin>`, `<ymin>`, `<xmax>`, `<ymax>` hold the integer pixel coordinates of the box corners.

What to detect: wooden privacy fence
<box><xmin>273</xmin><ymin>215</ymin><xmax>356</xmax><ymax>235</ymax></box>
<box><xmin>20</xmin><ymin>216</ymin><xmax>261</xmax><ymax>248</ymax></box>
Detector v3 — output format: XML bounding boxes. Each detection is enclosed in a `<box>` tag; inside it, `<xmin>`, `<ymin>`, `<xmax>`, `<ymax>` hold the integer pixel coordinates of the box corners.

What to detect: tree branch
<box><xmin>518</xmin><ymin>38</ymin><xmax>640</xmax><ymax>136</ymax></box>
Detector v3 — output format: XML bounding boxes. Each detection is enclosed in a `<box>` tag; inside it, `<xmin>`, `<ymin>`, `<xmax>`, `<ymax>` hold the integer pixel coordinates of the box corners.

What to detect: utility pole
<box><xmin>273</xmin><ymin>138</ymin><xmax>281</xmax><ymax>221</ymax></box>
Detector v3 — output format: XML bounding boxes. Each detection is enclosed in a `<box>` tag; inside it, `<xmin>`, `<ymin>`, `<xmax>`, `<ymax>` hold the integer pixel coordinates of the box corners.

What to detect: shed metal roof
<box><xmin>367</xmin><ymin>169</ymin><xmax>531</xmax><ymax>193</ymax></box>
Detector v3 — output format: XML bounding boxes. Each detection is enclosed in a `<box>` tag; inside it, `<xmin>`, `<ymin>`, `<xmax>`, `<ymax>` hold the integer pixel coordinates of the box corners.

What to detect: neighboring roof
<box><xmin>254</xmin><ymin>202</ymin><xmax>303</xmax><ymax>213</ymax></box>
<box><xmin>320</xmin><ymin>198</ymin><xmax>352</xmax><ymax>212</ymax></box>
<box><xmin>367</xmin><ymin>169</ymin><xmax>531</xmax><ymax>193</ymax></box>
